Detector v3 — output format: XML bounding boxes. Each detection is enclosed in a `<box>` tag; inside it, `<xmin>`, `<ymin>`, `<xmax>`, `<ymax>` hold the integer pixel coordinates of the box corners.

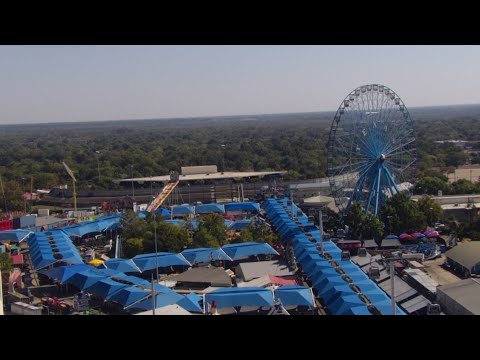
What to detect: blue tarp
<box><xmin>275</xmin><ymin>285</ymin><xmax>314</xmax><ymax>307</ymax></box>
<box><xmin>224</xmin><ymin>202</ymin><xmax>260</xmax><ymax>213</ymax></box>
<box><xmin>181</xmin><ymin>248</ymin><xmax>233</xmax><ymax>264</ymax></box>
<box><xmin>228</xmin><ymin>220</ymin><xmax>253</xmax><ymax>231</ymax></box>
<box><xmin>221</xmin><ymin>242</ymin><xmax>279</xmax><ymax>260</ymax></box>
<box><xmin>108</xmin><ymin>286</ymin><xmax>151</xmax><ymax>307</ymax></box>
<box><xmin>195</xmin><ymin>203</ymin><xmax>225</xmax><ymax>214</ymax></box>
<box><xmin>205</xmin><ymin>287</ymin><xmax>274</xmax><ymax>309</ymax></box>
<box><xmin>99</xmin><ymin>258</ymin><xmax>142</xmax><ymax>273</ymax></box>
<box><xmin>132</xmin><ymin>252</ymin><xmax>191</xmax><ymax>271</ymax></box>
<box><xmin>0</xmin><ymin>230</ymin><xmax>33</xmax><ymax>243</ymax></box>
<box><xmin>85</xmin><ymin>278</ymin><xmax>129</xmax><ymax>300</ymax></box>
<box><xmin>39</xmin><ymin>264</ymin><xmax>91</xmax><ymax>283</ymax></box>
<box><xmin>177</xmin><ymin>292</ymin><xmax>203</xmax><ymax>313</ymax></box>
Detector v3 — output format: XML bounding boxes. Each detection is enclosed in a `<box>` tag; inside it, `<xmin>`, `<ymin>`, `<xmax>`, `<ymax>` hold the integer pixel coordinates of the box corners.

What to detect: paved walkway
<box><xmin>423</xmin><ymin>255</ymin><xmax>461</xmax><ymax>286</ymax></box>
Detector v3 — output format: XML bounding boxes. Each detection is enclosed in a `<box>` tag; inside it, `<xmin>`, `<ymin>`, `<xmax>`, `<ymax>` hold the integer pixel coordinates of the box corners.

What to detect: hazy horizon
<box><xmin>2</xmin><ymin>45</ymin><xmax>480</xmax><ymax>125</ymax></box>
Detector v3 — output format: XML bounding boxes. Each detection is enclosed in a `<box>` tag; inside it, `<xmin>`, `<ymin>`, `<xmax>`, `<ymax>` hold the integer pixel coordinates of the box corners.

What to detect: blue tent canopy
<box><xmin>171</xmin><ymin>205</ymin><xmax>195</xmax><ymax>216</ymax></box>
<box><xmin>99</xmin><ymin>258</ymin><xmax>142</xmax><ymax>273</ymax></box>
<box><xmin>0</xmin><ymin>230</ymin><xmax>33</xmax><ymax>243</ymax></box>
<box><xmin>108</xmin><ymin>286</ymin><xmax>150</xmax><ymax>307</ymax></box>
<box><xmin>274</xmin><ymin>285</ymin><xmax>314</xmax><ymax>307</ymax></box>
<box><xmin>85</xmin><ymin>278</ymin><xmax>129</xmax><ymax>300</ymax></box>
<box><xmin>154</xmin><ymin>208</ymin><xmax>171</xmax><ymax>217</ymax></box>
<box><xmin>181</xmin><ymin>248</ymin><xmax>233</xmax><ymax>264</ymax></box>
<box><xmin>205</xmin><ymin>287</ymin><xmax>274</xmax><ymax>309</ymax></box>
<box><xmin>110</xmin><ymin>275</ymin><xmax>150</xmax><ymax>287</ymax></box>
<box><xmin>38</xmin><ymin>264</ymin><xmax>91</xmax><ymax>283</ymax></box>
<box><xmin>127</xmin><ymin>291</ymin><xmax>184</xmax><ymax>311</ymax></box>
<box><xmin>195</xmin><ymin>203</ymin><xmax>225</xmax><ymax>214</ymax></box>
<box><xmin>385</xmin><ymin>234</ymin><xmax>399</xmax><ymax>239</ymax></box>
<box><xmin>28</xmin><ymin>230</ymin><xmax>83</xmax><ymax>270</ymax></box>
<box><xmin>177</xmin><ymin>292</ymin><xmax>203</xmax><ymax>313</ymax></box>
<box><xmin>221</xmin><ymin>242</ymin><xmax>279</xmax><ymax>260</ymax></box>
<box><xmin>66</xmin><ymin>271</ymin><xmax>107</xmax><ymax>290</ymax></box>
<box><xmin>228</xmin><ymin>220</ymin><xmax>253</xmax><ymax>231</ymax></box>
<box><xmin>224</xmin><ymin>202</ymin><xmax>260</xmax><ymax>213</ymax></box>
<box><xmin>132</xmin><ymin>252</ymin><xmax>191</xmax><ymax>271</ymax></box>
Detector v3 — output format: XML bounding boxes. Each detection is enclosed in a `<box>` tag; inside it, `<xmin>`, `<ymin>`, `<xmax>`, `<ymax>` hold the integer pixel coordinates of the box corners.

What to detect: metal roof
<box><xmin>437</xmin><ymin>278</ymin><xmax>480</xmax><ymax>315</ymax></box>
<box><xmin>171</xmin><ymin>266</ymin><xmax>232</xmax><ymax>287</ymax></box>
<box><xmin>236</xmin><ymin>260</ymin><xmax>294</xmax><ymax>281</ymax></box>
<box><xmin>404</xmin><ymin>268</ymin><xmax>439</xmax><ymax>294</ymax></box>
<box><xmin>446</xmin><ymin>242</ymin><xmax>480</xmax><ymax>270</ymax></box>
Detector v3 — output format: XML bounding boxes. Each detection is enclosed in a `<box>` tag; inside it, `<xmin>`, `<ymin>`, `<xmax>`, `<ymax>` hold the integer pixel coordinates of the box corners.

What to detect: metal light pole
<box><xmin>153</xmin><ymin>210</ymin><xmax>159</xmax><ymax>281</ymax></box>
<box><xmin>390</xmin><ymin>260</ymin><xmax>396</xmax><ymax>315</ymax></box>
<box><xmin>187</xmin><ymin>183</ymin><xmax>191</xmax><ymax>205</ymax></box>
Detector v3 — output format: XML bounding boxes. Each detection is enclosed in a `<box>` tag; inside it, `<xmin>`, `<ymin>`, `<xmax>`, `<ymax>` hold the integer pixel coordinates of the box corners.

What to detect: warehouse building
<box><xmin>445</xmin><ymin>242</ymin><xmax>480</xmax><ymax>278</ymax></box>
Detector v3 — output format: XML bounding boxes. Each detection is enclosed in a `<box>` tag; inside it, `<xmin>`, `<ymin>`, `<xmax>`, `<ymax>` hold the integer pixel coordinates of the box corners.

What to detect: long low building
<box><xmin>117</xmin><ymin>170</ymin><xmax>286</xmax><ymax>184</ymax></box>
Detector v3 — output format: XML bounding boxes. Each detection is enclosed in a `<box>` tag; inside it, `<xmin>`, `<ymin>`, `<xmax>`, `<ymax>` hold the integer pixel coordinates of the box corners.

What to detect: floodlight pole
<box><xmin>151</xmin><ymin>273</ymin><xmax>156</xmax><ymax>315</ymax></box>
<box><xmin>154</xmin><ymin>210</ymin><xmax>160</xmax><ymax>281</ymax></box>
<box><xmin>319</xmin><ymin>208</ymin><xmax>324</xmax><ymax>254</ymax></box>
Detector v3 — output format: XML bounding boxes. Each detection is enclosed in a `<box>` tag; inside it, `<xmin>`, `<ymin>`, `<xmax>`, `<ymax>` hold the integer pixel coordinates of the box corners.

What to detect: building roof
<box><xmin>118</xmin><ymin>170</ymin><xmax>286</xmax><ymax>183</ymax></box>
<box><xmin>35</xmin><ymin>216</ymin><xmax>74</xmax><ymax>227</ymax></box>
<box><xmin>446</xmin><ymin>242</ymin><xmax>480</xmax><ymax>270</ymax></box>
<box><xmin>236</xmin><ymin>260</ymin><xmax>294</xmax><ymax>281</ymax></box>
<box><xmin>172</xmin><ymin>266</ymin><xmax>232</xmax><ymax>287</ymax></box>
<box><xmin>403</xmin><ymin>269</ymin><xmax>439</xmax><ymax>294</ymax></box>
<box><xmin>437</xmin><ymin>278</ymin><xmax>480</xmax><ymax>315</ymax></box>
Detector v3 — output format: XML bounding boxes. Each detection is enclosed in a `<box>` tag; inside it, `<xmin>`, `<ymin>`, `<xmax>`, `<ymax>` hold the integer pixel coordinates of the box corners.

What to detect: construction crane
<box><xmin>62</xmin><ymin>161</ymin><xmax>77</xmax><ymax>212</ymax></box>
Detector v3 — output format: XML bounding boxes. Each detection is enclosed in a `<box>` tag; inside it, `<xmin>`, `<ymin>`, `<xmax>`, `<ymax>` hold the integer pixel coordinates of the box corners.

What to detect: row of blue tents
<box><xmin>39</xmin><ymin>263</ymin><xmax>314</xmax><ymax>313</ymax></box>
<box><xmin>262</xmin><ymin>198</ymin><xmax>405</xmax><ymax>315</ymax></box>
<box><xmin>139</xmin><ymin>202</ymin><xmax>260</xmax><ymax>218</ymax></box>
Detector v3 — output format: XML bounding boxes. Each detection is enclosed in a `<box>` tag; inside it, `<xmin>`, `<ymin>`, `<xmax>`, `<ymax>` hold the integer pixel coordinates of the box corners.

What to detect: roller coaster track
<box><xmin>145</xmin><ymin>181</ymin><xmax>179</xmax><ymax>212</ymax></box>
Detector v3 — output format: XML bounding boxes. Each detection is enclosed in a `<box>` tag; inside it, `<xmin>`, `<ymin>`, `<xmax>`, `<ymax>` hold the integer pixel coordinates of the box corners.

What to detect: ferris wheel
<box><xmin>327</xmin><ymin>84</ymin><xmax>416</xmax><ymax>216</ymax></box>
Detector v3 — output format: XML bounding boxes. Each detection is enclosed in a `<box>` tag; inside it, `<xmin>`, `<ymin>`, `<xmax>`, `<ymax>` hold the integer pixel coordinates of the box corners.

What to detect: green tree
<box><xmin>379</xmin><ymin>193</ymin><xmax>426</xmax><ymax>233</ymax></box>
<box><xmin>237</xmin><ymin>222</ymin><xmax>281</xmax><ymax>245</ymax></box>
<box><xmin>414</xmin><ymin>176</ymin><xmax>449</xmax><ymax>195</ymax></box>
<box><xmin>344</xmin><ymin>202</ymin><xmax>365</xmax><ymax>239</ymax></box>
<box><xmin>361</xmin><ymin>213</ymin><xmax>384</xmax><ymax>244</ymax></box>
<box><xmin>323</xmin><ymin>208</ymin><xmax>341</xmax><ymax>233</ymax></box>
<box><xmin>193</xmin><ymin>228</ymin><xmax>220</xmax><ymax>248</ymax></box>
<box><xmin>0</xmin><ymin>253</ymin><xmax>13</xmax><ymax>273</ymax></box>
<box><xmin>123</xmin><ymin>238</ymin><xmax>144</xmax><ymax>259</ymax></box>
<box><xmin>417</xmin><ymin>196</ymin><xmax>442</xmax><ymax>226</ymax></box>
<box><xmin>193</xmin><ymin>214</ymin><xmax>227</xmax><ymax>247</ymax></box>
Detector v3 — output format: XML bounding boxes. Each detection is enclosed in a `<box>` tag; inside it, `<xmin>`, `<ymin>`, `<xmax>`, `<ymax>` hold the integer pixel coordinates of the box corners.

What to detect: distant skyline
<box><xmin>1</xmin><ymin>45</ymin><xmax>480</xmax><ymax>124</ymax></box>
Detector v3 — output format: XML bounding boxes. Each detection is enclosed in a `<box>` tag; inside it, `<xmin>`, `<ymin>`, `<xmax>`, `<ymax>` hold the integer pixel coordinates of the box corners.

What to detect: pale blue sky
<box><xmin>0</xmin><ymin>45</ymin><xmax>479</xmax><ymax>124</ymax></box>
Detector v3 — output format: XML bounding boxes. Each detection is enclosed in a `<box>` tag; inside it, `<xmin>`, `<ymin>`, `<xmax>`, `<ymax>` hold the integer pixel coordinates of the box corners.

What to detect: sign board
<box><xmin>74</xmin><ymin>292</ymin><xmax>90</xmax><ymax>312</ymax></box>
